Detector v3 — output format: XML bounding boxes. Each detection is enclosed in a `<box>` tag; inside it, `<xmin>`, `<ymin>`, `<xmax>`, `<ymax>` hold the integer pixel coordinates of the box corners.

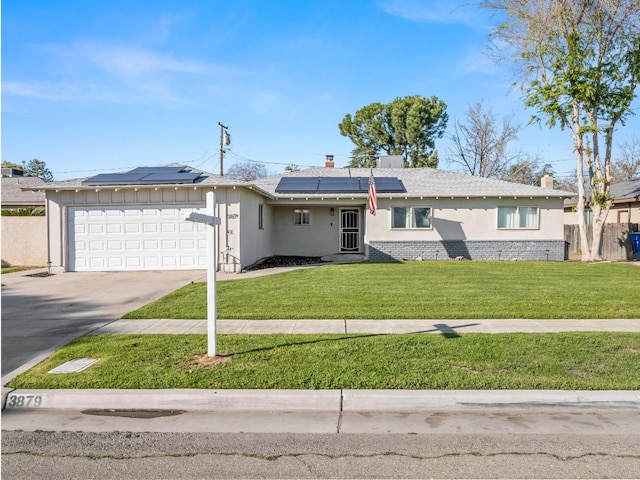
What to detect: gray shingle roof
<box><xmin>21</xmin><ymin>165</ymin><xmax>249</xmax><ymax>191</ymax></box>
<box><xmin>1</xmin><ymin>177</ymin><xmax>46</xmax><ymax>206</ymax></box>
<box><xmin>611</xmin><ymin>178</ymin><xmax>640</xmax><ymax>201</ymax></box>
<box><xmin>22</xmin><ymin>164</ymin><xmax>575</xmax><ymax>200</ymax></box>
<box><xmin>253</xmin><ymin>167</ymin><xmax>574</xmax><ymax>199</ymax></box>
<box><xmin>564</xmin><ymin>177</ymin><xmax>640</xmax><ymax>206</ymax></box>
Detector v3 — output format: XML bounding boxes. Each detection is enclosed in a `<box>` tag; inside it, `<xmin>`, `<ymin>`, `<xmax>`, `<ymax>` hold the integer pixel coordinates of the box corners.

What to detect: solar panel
<box><xmin>319</xmin><ymin>177</ymin><xmax>361</xmax><ymax>193</ymax></box>
<box><xmin>275</xmin><ymin>176</ymin><xmax>406</xmax><ymax>194</ymax></box>
<box><xmin>374</xmin><ymin>177</ymin><xmax>406</xmax><ymax>193</ymax></box>
<box><xmin>83</xmin><ymin>166</ymin><xmax>202</xmax><ymax>185</ymax></box>
<box><xmin>129</xmin><ymin>166</ymin><xmax>185</xmax><ymax>174</ymax></box>
<box><xmin>136</xmin><ymin>172</ymin><xmax>201</xmax><ymax>184</ymax></box>
<box><xmin>275</xmin><ymin>177</ymin><xmax>320</xmax><ymax>193</ymax></box>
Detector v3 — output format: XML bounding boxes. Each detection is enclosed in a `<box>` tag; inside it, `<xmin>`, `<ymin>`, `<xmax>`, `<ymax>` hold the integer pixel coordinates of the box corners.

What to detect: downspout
<box><xmin>225</xmin><ymin>188</ymin><xmax>230</xmax><ymax>268</ymax></box>
<box><xmin>45</xmin><ymin>195</ymin><xmax>51</xmax><ymax>273</ymax></box>
<box><xmin>60</xmin><ymin>203</ymin><xmax>66</xmax><ymax>272</ymax></box>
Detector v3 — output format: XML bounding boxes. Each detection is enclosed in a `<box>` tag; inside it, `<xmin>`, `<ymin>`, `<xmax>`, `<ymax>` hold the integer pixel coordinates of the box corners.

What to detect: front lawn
<box><xmin>123</xmin><ymin>262</ymin><xmax>640</xmax><ymax>319</ymax></box>
<box><xmin>8</xmin><ymin>333</ymin><xmax>640</xmax><ymax>390</ymax></box>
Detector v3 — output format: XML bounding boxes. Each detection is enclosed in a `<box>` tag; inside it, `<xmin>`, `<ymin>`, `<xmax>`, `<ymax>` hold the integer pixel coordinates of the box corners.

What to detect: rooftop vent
<box><xmin>377</xmin><ymin>155</ymin><xmax>404</xmax><ymax>168</ymax></box>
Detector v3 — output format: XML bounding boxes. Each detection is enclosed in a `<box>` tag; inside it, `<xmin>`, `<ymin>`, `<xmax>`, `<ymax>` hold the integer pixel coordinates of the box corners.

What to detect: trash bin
<box><xmin>631</xmin><ymin>232</ymin><xmax>640</xmax><ymax>260</ymax></box>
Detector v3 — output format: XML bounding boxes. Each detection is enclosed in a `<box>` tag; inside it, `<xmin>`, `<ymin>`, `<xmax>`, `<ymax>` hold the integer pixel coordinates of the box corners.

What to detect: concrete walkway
<box><xmin>93</xmin><ymin>318</ymin><xmax>640</xmax><ymax>335</ymax></box>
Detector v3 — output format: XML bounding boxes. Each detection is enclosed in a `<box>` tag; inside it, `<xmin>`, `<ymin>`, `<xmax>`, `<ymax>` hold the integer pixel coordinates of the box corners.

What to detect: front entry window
<box><xmin>294</xmin><ymin>208</ymin><xmax>311</xmax><ymax>225</ymax></box>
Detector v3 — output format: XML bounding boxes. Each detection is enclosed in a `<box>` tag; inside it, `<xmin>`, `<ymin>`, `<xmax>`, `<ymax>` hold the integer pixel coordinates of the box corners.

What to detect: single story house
<box><xmin>563</xmin><ymin>178</ymin><xmax>639</xmax><ymax>261</ymax></box>
<box><xmin>1</xmin><ymin>173</ymin><xmax>46</xmax><ymax>211</ymax></box>
<box><xmin>564</xmin><ymin>177</ymin><xmax>640</xmax><ymax>225</ymax></box>
<box><xmin>27</xmin><ymin>159</ymin><xmax>573</xmax><ymax>273</ymax></box>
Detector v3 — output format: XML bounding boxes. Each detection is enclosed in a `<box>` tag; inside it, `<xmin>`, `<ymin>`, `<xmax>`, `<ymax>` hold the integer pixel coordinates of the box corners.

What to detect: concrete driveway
<box><xmin>1</xmin><ymin>269</ymin><xmax>206</xmax><ymax>382</ymax></box>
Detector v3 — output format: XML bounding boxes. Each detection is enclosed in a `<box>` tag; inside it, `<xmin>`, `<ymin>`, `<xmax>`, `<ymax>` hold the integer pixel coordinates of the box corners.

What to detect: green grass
<box><xmin>1</xmin><ymin>266</ymin><xmax>40</xmax><ymax>274</ymax></box>
<box><xmin>123</xmin><ymin>261</ymin><xmax>640</xmax><ymax>319</ymax></box>
<box><xmin>8</xmin><ymin>333</ymin><xmax>640</xmax><ymax>390</ymax></box>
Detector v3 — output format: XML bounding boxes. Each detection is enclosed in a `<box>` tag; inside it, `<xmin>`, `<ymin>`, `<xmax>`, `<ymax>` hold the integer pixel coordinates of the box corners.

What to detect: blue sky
<box><xmin>3</xmin><ymin>0</ymin><xmax>639</xmax><ymax>181</ymax></box>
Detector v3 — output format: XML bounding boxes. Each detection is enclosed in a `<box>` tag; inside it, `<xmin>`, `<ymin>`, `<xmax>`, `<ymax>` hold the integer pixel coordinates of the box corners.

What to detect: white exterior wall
<box><xmin>272</xmin><ymin>204</ymin><xmax>342</xmax><ymax>257</ymax></box>
<box><xmin>236</xmin><ymin>189</ymin><xmax>274</xmax><ymax>270</ymax></box>
<box><xmin>215</xmin><ymin>187</ymin><xmax>242</xmax><ymax>272</ymax></box>
<box><xmin>368</xmin><ymin>197</ymin><xmax>565</xmax><ymax>241</ymax></box>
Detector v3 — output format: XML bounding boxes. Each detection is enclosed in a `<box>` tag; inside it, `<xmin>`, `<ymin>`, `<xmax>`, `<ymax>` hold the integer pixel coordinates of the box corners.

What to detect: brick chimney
<box><xmin>325</xmin><ymin>154</ymin><xmax>334</xmax><ymax>168</ymax></box>
<box><xmin>540</xmin><ymin>174</ymin><xmax>554</xmax><ymax>189</ymax></box>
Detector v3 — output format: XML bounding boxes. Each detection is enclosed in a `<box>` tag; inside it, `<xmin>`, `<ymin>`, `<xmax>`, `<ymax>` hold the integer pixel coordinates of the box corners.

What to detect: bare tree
<box><xmin>447</xmin><ymin>102</ymin><xmax>522</xmax><ymax>178</ymax></box>
<box><xmin>225</xmin><ymin>161</ymin><xmax>272</xmax><ymax>181</ymax></box>
<box><xmin>499</xmin><ymin>155</ymin><xmax>555</xmax><ymax>186</ymax></box>
<box><xmin>611</xmin><ymin>135</ymin><xmax>640</xmax><ymax>182</ymax></box>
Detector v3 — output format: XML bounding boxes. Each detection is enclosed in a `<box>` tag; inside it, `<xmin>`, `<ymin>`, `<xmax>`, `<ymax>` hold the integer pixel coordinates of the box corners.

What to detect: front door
<box><xmin>340</xmin><ymin>208</ymin><xmax>360</xmax><ymax>252</ymax></box>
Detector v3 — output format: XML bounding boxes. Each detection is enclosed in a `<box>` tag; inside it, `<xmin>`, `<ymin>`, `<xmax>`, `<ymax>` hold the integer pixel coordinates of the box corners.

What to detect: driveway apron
<box><xmin>1</xmin><ymin>270</ymin><xmax>205</xmax><ymax>381</ymax></box>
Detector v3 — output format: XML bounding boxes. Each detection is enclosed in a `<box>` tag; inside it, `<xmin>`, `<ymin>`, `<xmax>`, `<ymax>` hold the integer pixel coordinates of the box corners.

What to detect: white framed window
<box><xmin>497</xmin><ymin>206</ymin><xmax>539</xmax><ymax>229</ymax></box>
<box><xmin>258</xmin><ymin>204</ymin><xmax>264</xmax><ymax>229</ymax></box>
<box><xmin>391</xmin><ymin>206</ymin><xmax>432</xmax><ymax>229</ymax></box>
<box><xmin>294</xmin><ymin>208</ymin><xmax>311</xmax><ymax>225</ymax></box>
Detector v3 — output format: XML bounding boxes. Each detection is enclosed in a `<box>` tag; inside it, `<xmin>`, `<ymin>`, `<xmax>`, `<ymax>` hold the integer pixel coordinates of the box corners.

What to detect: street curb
<box><xmin>4</xmin><ymin>389</ymin><xmax>639</xmax><ymax>412</ymax></box>
<box><xmin>342</xmin><ymin>390</ymin><xmax>640</xmax><ymax>411</ymax></box>
<box><xmin>3</xmin><ymin>389</ymin><xmax>342</xmax><ymax>412</ymax></box>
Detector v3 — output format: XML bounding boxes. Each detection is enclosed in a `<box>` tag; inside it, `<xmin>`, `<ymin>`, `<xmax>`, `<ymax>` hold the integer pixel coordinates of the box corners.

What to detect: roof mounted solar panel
<box><xmin>275</xmin><ymin>177</ymin><xmax>320</xmax><ymax>193</ymax></box>
<box><xmin>373</xmin><ymin>177</ymin><xmax>406</xmax><ymax>193</ymax></box>
<box><xmin>275</xmin><ymin>176</ymin><xmax>406</xmax><ymax>194</ymax></box>
<box><xmin>135</xmin><ymin>172</ymin><xmax>201</xmax><ymax>184</ymax></box>
<box><xmin>129</xmin><ymin>166</ymin><xmax>185</xmax><ymax>175</ymax></box>
<box><xmin>83</xmin><ymin>166</ymin><xmax>202</xmax><ymax>186</ymax></box>
<box><xmin>83</xmin><ymin>172</ymin><xmax>147</xmax><ymax>185</ymax></box>
<box><xmin>319</xmin><ymin>177</ymin><xmax>361</xmax><ymax>193</ymax></box>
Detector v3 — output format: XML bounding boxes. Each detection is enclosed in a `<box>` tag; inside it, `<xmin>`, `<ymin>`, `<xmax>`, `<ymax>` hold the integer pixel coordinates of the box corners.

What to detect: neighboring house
<box><xmin>563</xmin><ymin>178</ymin><xmax>640</xmax><ymax>261</ymax></box>
<box><xmin>1</xmin><ymin>173</ymin><xmax>47</xmax><ymax>267</ymax></box>
<box><xmin>1</xmin><ymin>174</ymin><xmax>46</xmax><ymax>210</ymax></box>
<box><xmin>27</xmin><ymin>160</ymin><xmax>573</xmax><ymax>273</ymax></box>
<box><xmin>564</xmin><ymin>178</ymin><xmax>640</xmax><ymax>225</ymax></box>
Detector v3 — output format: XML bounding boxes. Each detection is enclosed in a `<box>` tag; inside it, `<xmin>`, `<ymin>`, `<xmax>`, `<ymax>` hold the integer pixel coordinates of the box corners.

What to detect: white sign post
<box><xmin>185</xmin><ymin>191</ymin><xmax>220</xmax><ymax>357</ymax></box>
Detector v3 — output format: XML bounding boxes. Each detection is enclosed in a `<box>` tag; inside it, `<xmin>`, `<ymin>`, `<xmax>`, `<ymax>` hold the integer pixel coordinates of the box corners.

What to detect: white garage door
<box><xmin>69</xmin><ymin>205</ymin><xmax>208</xmax><ymax>271</ymax></box>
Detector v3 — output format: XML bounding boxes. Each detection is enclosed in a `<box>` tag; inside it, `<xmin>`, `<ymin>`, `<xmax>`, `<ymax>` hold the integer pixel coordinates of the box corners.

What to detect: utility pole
<box><xmin>218</xmin><ymin>122</ymin><xmax>229</xmax><ymax>176</ymax></box>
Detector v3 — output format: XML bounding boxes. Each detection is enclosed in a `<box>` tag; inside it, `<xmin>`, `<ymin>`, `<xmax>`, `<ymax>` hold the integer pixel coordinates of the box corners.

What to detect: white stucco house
<box><xmin>27</xmin><ymin>159</ymin><xmax>573</xmax><ymax>273</ymax></box>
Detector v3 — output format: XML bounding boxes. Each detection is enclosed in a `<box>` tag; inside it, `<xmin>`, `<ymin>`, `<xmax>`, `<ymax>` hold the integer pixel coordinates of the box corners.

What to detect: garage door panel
<box><xmin>126</xmin><ymin>257</ymin><xmax>141</xmax><ymax>267</ymax></box>
<box><xmin>163</xmin><ymin>239</ymin><xmax>177</xmax><ymax>249</ymax></box>
<box><xmin>89</xmin><ymin>240</ymin><xmax>105</xmax><ymax>251</ymax></box>
<box><xmin>69</xmin><ymin>205</ymin><xmax>208</xmax><ymax>271</ymax></box>
<box><xmin>107</xmin><ymin>240</ymin><xmax>123</xmax><ymax>250</ymax></box>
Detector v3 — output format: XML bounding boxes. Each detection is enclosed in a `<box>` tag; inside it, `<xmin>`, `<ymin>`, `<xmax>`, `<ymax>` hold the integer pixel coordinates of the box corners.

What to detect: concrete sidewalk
<box><xmin>93</xmin><ymin>318</ymin><xmax>640</xmax><ymax>334</ymax></box>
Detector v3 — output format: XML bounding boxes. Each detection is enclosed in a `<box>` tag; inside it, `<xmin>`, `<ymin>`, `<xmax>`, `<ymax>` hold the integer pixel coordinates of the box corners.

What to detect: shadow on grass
<box><xmin>228</xmin><ymin>322</ymin><xmax>479</xmax><ymax>357</ymax></box>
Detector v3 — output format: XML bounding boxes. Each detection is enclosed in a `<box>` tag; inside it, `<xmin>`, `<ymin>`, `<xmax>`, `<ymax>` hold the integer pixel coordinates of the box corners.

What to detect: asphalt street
<box><xmin>3</xmin><ymin>431</ymin><xmax>639</xmax><ymax>479</ymax></box>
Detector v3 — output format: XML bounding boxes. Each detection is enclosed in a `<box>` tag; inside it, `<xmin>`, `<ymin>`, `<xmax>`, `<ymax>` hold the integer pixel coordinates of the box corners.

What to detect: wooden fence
<box><xmin>564</xmin><ymin>223</ymin><xmax>639</xmax><ymax>261</ymax></box>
